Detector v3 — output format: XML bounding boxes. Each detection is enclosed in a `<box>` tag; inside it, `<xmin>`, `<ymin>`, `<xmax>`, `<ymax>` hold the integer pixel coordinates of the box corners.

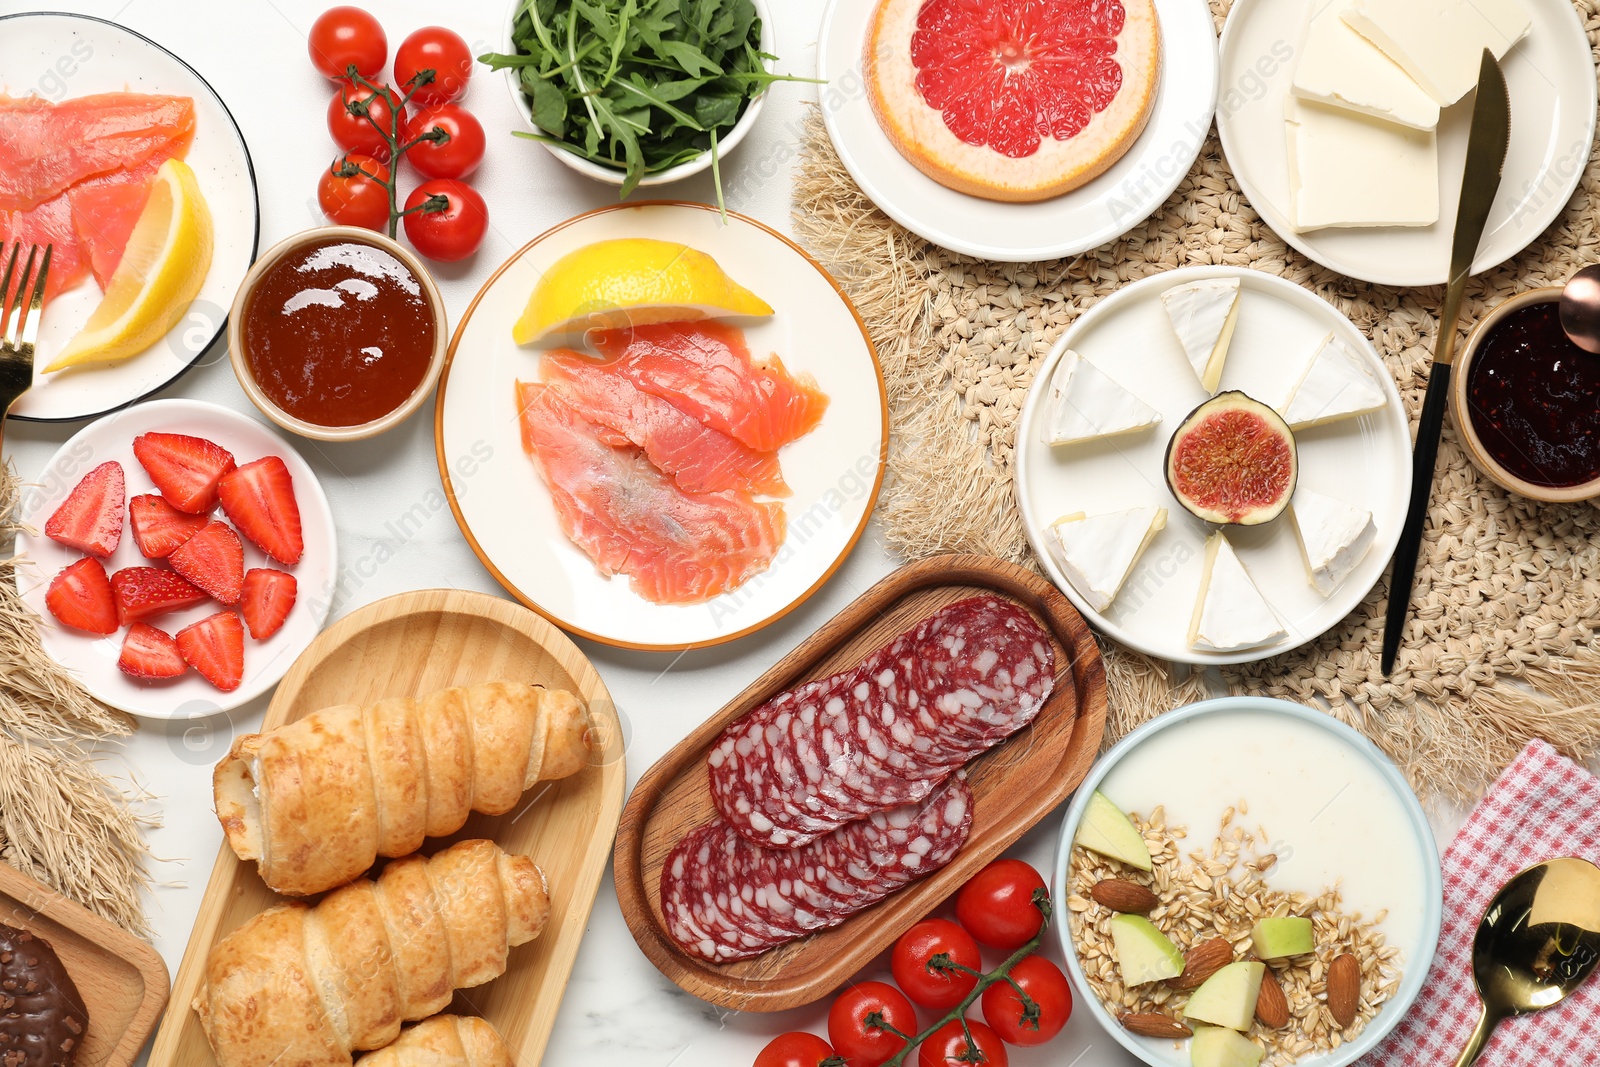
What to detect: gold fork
<box><xmin>0</xmin><ymin>242</ymin><xmax>52</xmax><ymax>454</ymax></box>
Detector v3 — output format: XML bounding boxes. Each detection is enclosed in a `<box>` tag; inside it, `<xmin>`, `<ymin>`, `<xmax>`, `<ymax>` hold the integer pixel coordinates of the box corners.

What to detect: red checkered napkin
<box><xmin>1367</xmin><ymin>740</ymin><xmax>1600</xmax><ymax>1066</ymax></box>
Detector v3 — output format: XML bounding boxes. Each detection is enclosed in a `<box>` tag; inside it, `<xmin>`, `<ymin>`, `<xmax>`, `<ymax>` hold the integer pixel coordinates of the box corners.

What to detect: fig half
<box><xmin>1165</xmin><ymin>391</ymin><xmax>1298</xmax><ymax>526</ymax></box>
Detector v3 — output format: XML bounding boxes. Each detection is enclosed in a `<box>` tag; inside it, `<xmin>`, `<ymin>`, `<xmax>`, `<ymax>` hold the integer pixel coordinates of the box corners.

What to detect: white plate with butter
<box><xmin>1013</xmin><ymin>266</ymin><xmax>1411</xmax><ymax>666</ymax></box>
<box><xmin>1217</xmin><ymin>0</ymin><xmax>1595</xmax><ymax>287</ymax></box>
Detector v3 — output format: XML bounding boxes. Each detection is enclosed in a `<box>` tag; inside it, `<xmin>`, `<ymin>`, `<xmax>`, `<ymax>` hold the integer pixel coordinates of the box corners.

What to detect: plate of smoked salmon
<box><xmin>436</xmin><ymin>202</ymin><xmax>888</xmax><ymax>651</ymax></box>
<box><xmin>0</xmin><ymin>13</ymin><xmax>258</xmax><ymax>421</ymax></box>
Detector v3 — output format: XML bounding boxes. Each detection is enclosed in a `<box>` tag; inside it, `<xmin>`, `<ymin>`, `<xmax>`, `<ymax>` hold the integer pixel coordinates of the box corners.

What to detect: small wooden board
<box><xmin>614</xmin><ymin>555</ymin><xmax>1108</xmax><ymax>1011</ymax></box>
<box><xmin>147</xmin><ymin>589</ymin><xmax>626</xmax><ymax>1066</ymax></box>
<box><xmin>0</xmin><ymin>860</ymin><xmax>169</xmax><ymax>1067</ymax></box>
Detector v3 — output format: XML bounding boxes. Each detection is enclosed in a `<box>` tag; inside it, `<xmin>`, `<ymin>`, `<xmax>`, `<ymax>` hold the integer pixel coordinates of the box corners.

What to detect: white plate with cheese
<box><xmin>1013</xmin><ymin>266</ymin><xmax>1411</xmax><ymax>666</ymax></box>
<box><xmin>1217</xmin><ymin>0</ymin><xmax>1595</xmax><ymax>287</ymax></box>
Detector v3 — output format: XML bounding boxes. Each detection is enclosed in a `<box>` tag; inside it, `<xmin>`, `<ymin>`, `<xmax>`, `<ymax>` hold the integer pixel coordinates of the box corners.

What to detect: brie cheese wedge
<box><xmin>1289</xmin><ymin>488</ymin><xmax>1378</xmax><ymax>596</ymax></box>
<box><xmin>1280</xmin><ymin>332</ymin><xmax>1388</xmax><ymax>429</ymax></box>
<box><xmin>1187</xmin><ymin>532</ymin><xmax>1287</xmax><ymax>653</ymax></box>
<box><xmin>1162</xmin><ymin>278</ymin><xmax>1241</xmax><ymax>394</ymax></box>
<box><xmin>1048</xmin><ymin>507</ymin><xmax>1169</xmax><ymax>613</ymax></box>
<box><xmin>1285</xmin><ymin>97</ymin><xmax>1438</xmax><ymax>232</ymax></box>
<box><xmin>1292</xmin><ymin>0</ymin><xmax>1440</xmax><ymax>131</ymax></box>
<box><xmin>1040</xmin><ymin>349</ymin><xmax>1163</xmax><ymax>446</ymax></box>
<box><xmin>1343</xmin><ymin>0</ymin><xmax>1531</xmax><ymax>107</ymax></box>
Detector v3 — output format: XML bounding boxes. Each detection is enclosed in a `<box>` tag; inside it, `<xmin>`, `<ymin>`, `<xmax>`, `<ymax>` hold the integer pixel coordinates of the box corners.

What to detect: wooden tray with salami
<box><xmin>614</xmin><ymin>554</ymin><xmax>1107</xmax><ymax>1011</ymax></box>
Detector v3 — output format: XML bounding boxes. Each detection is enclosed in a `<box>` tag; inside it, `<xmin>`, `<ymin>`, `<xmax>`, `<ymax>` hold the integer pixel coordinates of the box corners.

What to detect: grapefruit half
<box><xmin>864</xmin><ymin>0</ymin><xmax>1162</xmax><ymax>203</ymax></box>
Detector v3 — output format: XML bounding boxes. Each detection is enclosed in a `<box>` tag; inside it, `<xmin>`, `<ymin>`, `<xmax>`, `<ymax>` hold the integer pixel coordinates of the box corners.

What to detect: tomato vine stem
<box><xmin>332</xmin><ymin>63</ymin><xmax>451</xmax><ymax>238</ymax></box>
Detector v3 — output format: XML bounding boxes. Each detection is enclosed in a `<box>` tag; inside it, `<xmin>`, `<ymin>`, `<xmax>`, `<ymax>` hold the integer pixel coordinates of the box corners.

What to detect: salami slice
<box><xmin>708</xmin><ymin>597</ymin><xmax>1053</xmax><ymax>847</ymax></box>
<box><xmin>660</xmin><ymin>776</ymin><xmax>976</xmax><ymax>963</ymax></box>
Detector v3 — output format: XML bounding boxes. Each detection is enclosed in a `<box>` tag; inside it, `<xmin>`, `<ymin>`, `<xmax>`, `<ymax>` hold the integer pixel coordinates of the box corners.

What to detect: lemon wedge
<box><xmin>45</xmin><ymin>158</ymin><xmax>214</xmax><ymax>373</ymax></box>
<box><xmin>513</xmin><ymin>238</ymin><xmax>772</xmax><ymax>345</ymax></box>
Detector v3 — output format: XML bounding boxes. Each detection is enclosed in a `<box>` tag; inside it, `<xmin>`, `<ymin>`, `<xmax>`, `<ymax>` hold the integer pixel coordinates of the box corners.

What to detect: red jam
<box><xmin>1465</xmin><ymin>301</ymin><xmax>1600</xmax><ymax>489</ymax></box>
<box><xmin>242</xmin><ymin>238</ymin><xmax>435</xmax><ymax>428</ymax></box>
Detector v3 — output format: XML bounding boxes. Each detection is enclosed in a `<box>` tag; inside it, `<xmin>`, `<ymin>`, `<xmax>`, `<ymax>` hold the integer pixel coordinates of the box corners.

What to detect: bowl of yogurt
<box><xmin>1052</xmin><ymin>697</ymin><xmax>1441</xmax><ymax>1067</ymax></box>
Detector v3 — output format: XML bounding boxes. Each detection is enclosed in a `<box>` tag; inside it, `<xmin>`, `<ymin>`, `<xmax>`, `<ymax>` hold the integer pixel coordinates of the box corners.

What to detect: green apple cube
<box><xmin>1190</xmin><ymin>1026</ymin><xmax>1264</xmax><ymax>1067</ymax></box>
<box><xmin>1109</xmin><ymin>914</ymin><xmax>1185</xmax><ymax>985</ymax></box>
<box><xmin>1183</xmin><ymin>961</ymin><xmax>1265</xmax><ymax>1031</ymax></box>
<box><xmin>1074</xmin><ymin>790</ymin><xmax>1153</xmax><ymax>871</ymax></box>
<box><xmin>1251</xmin><ymin>916</ymin><xmax>1314</xmax><ymax>959</ymax></box>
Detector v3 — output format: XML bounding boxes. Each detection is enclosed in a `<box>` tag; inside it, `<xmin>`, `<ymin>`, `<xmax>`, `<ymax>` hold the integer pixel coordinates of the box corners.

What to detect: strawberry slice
<box><xmin>218</xmin><ymin>457</ymin><xmax>302</xmax><ymax>565</ymax></box>
<box><xmin>168</xmin><ymin>521</ymin><xmax>244</xmax><ymax>605</ymax></box>
<box><xmin>132</xmin><ymin>432</ymin><xmax>237</xmax><ymax>514</ymax></box>
<box><xmin>240</xmin><ymin>568</ymin><xmax>296</xmax><ymax>640</ymax></box>
<box><xmin>110</xmin><ymin>566</ymin><xmax>207</xmax><ymax>626</ymax></box>
<box><xmin>118</xmin><ymin>623</ymin><xmax>187</xmax><ymax>680</ymax></box>
<box><xmin>45</xmin><ymin>558</ymin><xmax>118</xmax><ymax>634</ymax></box>
<box><xmin>176</xmin><ymin>611</ymin><xmax>244</xmax><ymax>692</ymax></box>
<box><xmin>129</xmin><ymin>494</ymin><xmax>209</xmax><ymax>558</ymax></box>
<box><xmin>45</xmin><ymin>461</ymin><xmax>125</xmax><ymax>557</ymax></box>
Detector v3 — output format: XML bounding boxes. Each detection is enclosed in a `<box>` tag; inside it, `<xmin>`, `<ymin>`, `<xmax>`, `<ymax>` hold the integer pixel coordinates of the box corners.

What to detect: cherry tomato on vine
<box><xmin>402</xmin><ymin>103</ymin><xmax>485</xmax><ymax>179</ymax></box>
<box><xmin>308</xmin><ymin>6</ymin><xmax>387</xmax><ymax>81</ymax></box>
<box><xmin>917</xmin><ymin>1019</ymin><xmax>1008</xmax><ymax>1067</ymax></box>
<box><xmin>328</xmin><ymin>82</ymin><xmax>400</xmax><ymax>161</ymax></box>
<box><xmin>403</xmin><ymin>179</ymin><xmax>487</xmax><ymax>262</ymax></box>
<box><xmin>393</xmin><ymin>26</ymin><xmax>473</xmax><ymax>105</ymax></box>
<box><xmin>955</xmin><ymin>859</ymin><xmax>1048</xmax><ymax>950</ymax></box>
<box><xmin>891</xmin><ymin>919</ymin><xmax>981</xmax><ymax>1011</ymax></box>
<box><xmin>979</xmin><ymin>955</ymin><xmax>1072</xmax><ymax>1046</ymax></box>
<box><xmin>317</xmin><ymin>153</ymin><xmax>391</xmax><ymax>230</ymax></box>
<box><xmin>826</xmin><ymin>982</ymin><xmax>915</xmax><ymax>1067</ymax></box>
<box><xmin>754</xmin><ymin>1032</ymin><xmax>844</xmax><ymax>1067</ymax></box>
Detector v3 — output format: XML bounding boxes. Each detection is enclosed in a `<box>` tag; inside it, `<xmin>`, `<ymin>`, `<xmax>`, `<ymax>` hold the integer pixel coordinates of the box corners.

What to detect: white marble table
<box><xmin>4</xmin><ymin>2</ymin><xmax>1474</xmax><ymax>1065</ymax></box>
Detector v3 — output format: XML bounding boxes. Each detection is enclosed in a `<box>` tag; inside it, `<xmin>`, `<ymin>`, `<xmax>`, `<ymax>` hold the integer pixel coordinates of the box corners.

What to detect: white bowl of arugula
<box><xmin>485</xmin><ymin>0</ymin><xmax>781</xmax><ymax>199</ymax></box>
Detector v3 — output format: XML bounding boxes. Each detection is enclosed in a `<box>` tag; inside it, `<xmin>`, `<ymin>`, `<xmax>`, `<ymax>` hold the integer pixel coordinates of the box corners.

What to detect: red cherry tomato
<box><xmin>328</xmin><ymin>82</ymin><xmax>400</xmax><ymax>161</ymax></box>
<box><xmin>754</xmin><ymin>1032</ymin><xmax>842</xmax><ymax>1067</ymax></box>
<box><xmin>316</xmin><ymin>153</ymin><xmax>391</xmax><ymax>231</ymax></box>
<box><xmin>827</xmin><ymin>982</ymin><xmax>915</xmax><ymax>1067</ymax></box>
<box><xmin>891</xmin><ymin>919</ymin><xmax>982</xmax><ymax>1011</ymax></box>
<box><xmin>402</xmin><ymin>103</ymin><xmax>485</xmax><ymax>179</ymax></box>
<box><xmin>308</xmin><ymin>6</ymin><xmax>387</xmax><ymax>81</ymax></box>
<box><xmin>955</xmin><ymin>859</ymin><xmax>1048</xmax><ymax>951</ymax></box>
<box><xmin>980</xmin><ymin>955</ymin><xmax>1072</xmax><ymax>1047</ymax></box>
<box><xmin>394</xmin><ymin>26</ymin><xmax>473</xmax><ymax>105</ymax></box>
<box><xmin>917</xmin><ymin>1019</ymin><xmax>1009</xmax><ymax>1067</ymax></box>
<box><xmin>402</xmin><ymin>179</ymin><xmax>487</xmax><ymax>262</ymax></box>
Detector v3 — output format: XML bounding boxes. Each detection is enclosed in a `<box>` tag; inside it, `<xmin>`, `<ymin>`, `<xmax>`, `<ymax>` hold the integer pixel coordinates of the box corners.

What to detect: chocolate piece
<box><xmin>0</xmin><ymin>922</ymin><xmax>87</xmax><ymax>1067</ymax></box>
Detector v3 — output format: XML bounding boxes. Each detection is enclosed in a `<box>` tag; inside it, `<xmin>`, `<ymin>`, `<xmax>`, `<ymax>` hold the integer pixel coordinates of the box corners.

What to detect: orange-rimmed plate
<box><xmin>434</xmin><ymin>201</ymin><xmax>887</xmax><ymax>651</ymax></box>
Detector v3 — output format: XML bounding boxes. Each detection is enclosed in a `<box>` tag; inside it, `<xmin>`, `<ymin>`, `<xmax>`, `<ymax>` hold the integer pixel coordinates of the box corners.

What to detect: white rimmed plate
<box><xmin>1053</xmin><ymin>696</ymin><xmax>1442</xmax><ymax>1067</ymax></box>
<box><xmin>1217</xmin><ymin>0</ymin><xmax>1595</xmax><ymax>287</ymax></box>
<box><xmin>0</xmin><ymin>12</ymin><xmax>259</xmax><ymax>422</ymax></box>
<box><xmin>1014</xmin><ymin>266</ymin><xmax>1411</xmax><ymax>666</ymax></box>
<box><xmin>435</xmin><ymin>201</ymin><xmax>887</xmax><ymax>651</ymax></box>
<box><xmin>816</xmin><ymin>0</ymin><xmax>1219</xmax><ymax>263</ymax></box>
<box><xmin>15</xmin><ymin>400</ymin><xmax>337</xmax><ymax>719</ymax></box>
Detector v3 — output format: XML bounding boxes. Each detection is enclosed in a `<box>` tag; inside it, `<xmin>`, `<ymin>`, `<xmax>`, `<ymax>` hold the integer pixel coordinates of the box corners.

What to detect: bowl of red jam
<box><xmin>229</xmin><ymin>227</ymin><xmax>447</xmax><ymax>441</ymax></box>
<box><xmin>1453</xmin><ymin>288</ymin><xmax>1600</xmax><ymax>504</ymax></box>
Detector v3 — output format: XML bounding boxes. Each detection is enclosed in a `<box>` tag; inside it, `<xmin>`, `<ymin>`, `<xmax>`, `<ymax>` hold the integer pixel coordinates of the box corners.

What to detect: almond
<box><xmin>1254</xmin><ymin>964</ymin><xmax>1290</xmax><ymax>1028</ymax></box>
<box><xmin>1327</xmin><ymin>952</ymin><xmax>1361</xmax><ymax>1028</ymax></box>
<box><xmin>1118</xmin><ymin>1012</ymin><xmax>1193</xmax><ymax>1039</ymax></box>
<box><xmin>1090</xmin><ymin>878</ymin><xmax>1160</xmax><ymax>914</ymax></box>
<box><xmin>1170</xmin><ymin>937</ymin><xmax>1232</xmax><ymax>990</ymax></box>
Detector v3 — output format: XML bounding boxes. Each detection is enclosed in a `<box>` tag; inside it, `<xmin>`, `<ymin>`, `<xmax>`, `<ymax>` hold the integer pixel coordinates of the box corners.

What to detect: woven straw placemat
<box><xmin>793</xmin><ymin>0</ymin><xmax>1600</xmax><ymax>803</ymax></box>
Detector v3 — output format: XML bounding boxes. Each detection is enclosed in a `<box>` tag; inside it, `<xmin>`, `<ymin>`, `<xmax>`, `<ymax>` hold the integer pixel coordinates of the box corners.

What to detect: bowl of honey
<box><xmin>229</xmin><ymin>226</ymin><xmax>447</xmax><ymax>442</ymax></box>
<box><xmin>1453</xmin><ymin>288</ymin><xmax>1600</xmax><ymax>504</ymax></box>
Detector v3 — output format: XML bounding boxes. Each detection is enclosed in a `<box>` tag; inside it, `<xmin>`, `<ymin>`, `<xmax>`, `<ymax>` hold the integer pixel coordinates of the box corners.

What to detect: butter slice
<box><xmin>1342</xmin><ymin>0</ymin><xmax>1531</xmax><ymax>107</ymax></box>
<box><xmin>1285</xmin><ymin>97</ymin><xmax>1439</xmax><ymax>232</ymax></box>
<box><xmin>1292</xmin><ymin>0</ymin><xmax>1440</xmax><ymax>131</ymax></box>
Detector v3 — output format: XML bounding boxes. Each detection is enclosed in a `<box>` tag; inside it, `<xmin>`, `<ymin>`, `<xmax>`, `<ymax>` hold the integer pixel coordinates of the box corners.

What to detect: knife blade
<box><xmin>1381</xmin><ymin>49</ymin><xmax>1511</xmax><ymax>676</ymax></box>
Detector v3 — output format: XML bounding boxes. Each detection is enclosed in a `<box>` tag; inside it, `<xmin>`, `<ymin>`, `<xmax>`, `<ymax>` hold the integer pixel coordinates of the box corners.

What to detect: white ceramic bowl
<box><xmin>1052</xmin><ymin>697</ymin><xmax>1442</xmax><ymax>1067</ymax></box>
<box><xmin>499</xmin><ymin>0</ymin><xmax>774</xmax><ymax>187</ymax></box>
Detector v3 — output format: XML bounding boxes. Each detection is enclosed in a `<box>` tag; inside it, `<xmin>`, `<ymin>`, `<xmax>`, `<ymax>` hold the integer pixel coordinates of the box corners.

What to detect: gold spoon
<box><xmin>1558</xmin><ymin>263</ymin><xmax>1600</xmax><ymax>354</ymax></box>
<box><xmin>1454</xmin><ymin>857</ymin><xmax>1600</xmax><ymax>1067</ymax></box>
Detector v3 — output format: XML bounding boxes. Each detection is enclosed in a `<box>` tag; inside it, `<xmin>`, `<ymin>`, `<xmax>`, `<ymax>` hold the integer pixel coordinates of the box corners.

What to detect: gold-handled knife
<box><xmin>1381</xmin><ymin>49</ymin><xmax>1511</xmax><ymax>676</ymax></box>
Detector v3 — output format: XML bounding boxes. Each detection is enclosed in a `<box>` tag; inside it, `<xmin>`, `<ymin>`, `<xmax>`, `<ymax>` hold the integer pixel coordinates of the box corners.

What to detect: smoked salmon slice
<box><xmin>588</xmin><ymin>321</ymin><xmax>829</xmax><ymax>452</ymax></box>
<box><xmin>67</xmin><ymin>154</ymin><xmax>175</xmax><ymax>289</ymax></box>
<box><xmin>0</xmin><ymin>93</ymin><xmax>195</xmax><ymax>212</ymax></box>
<box><xmin>517</xmin><ymin>383</ymin><xmax>786</xmax><ymax>605</ymax></box>
<box><xmin>540</xmin><ymin>352</ymin><xmax>790</xmax><ymax>497</ymax></box>
<box><xmin>0</xmin><ymin>194</ymin><xmax>89</xmax><ymax>301</ymax></box>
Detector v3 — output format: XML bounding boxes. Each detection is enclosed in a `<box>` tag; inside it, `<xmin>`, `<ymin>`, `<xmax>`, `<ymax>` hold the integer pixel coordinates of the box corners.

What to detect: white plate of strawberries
<box><xmin>16</xmin><ymin>399</ymin><xmax>338</xmax><ymax>718</ymax></box>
